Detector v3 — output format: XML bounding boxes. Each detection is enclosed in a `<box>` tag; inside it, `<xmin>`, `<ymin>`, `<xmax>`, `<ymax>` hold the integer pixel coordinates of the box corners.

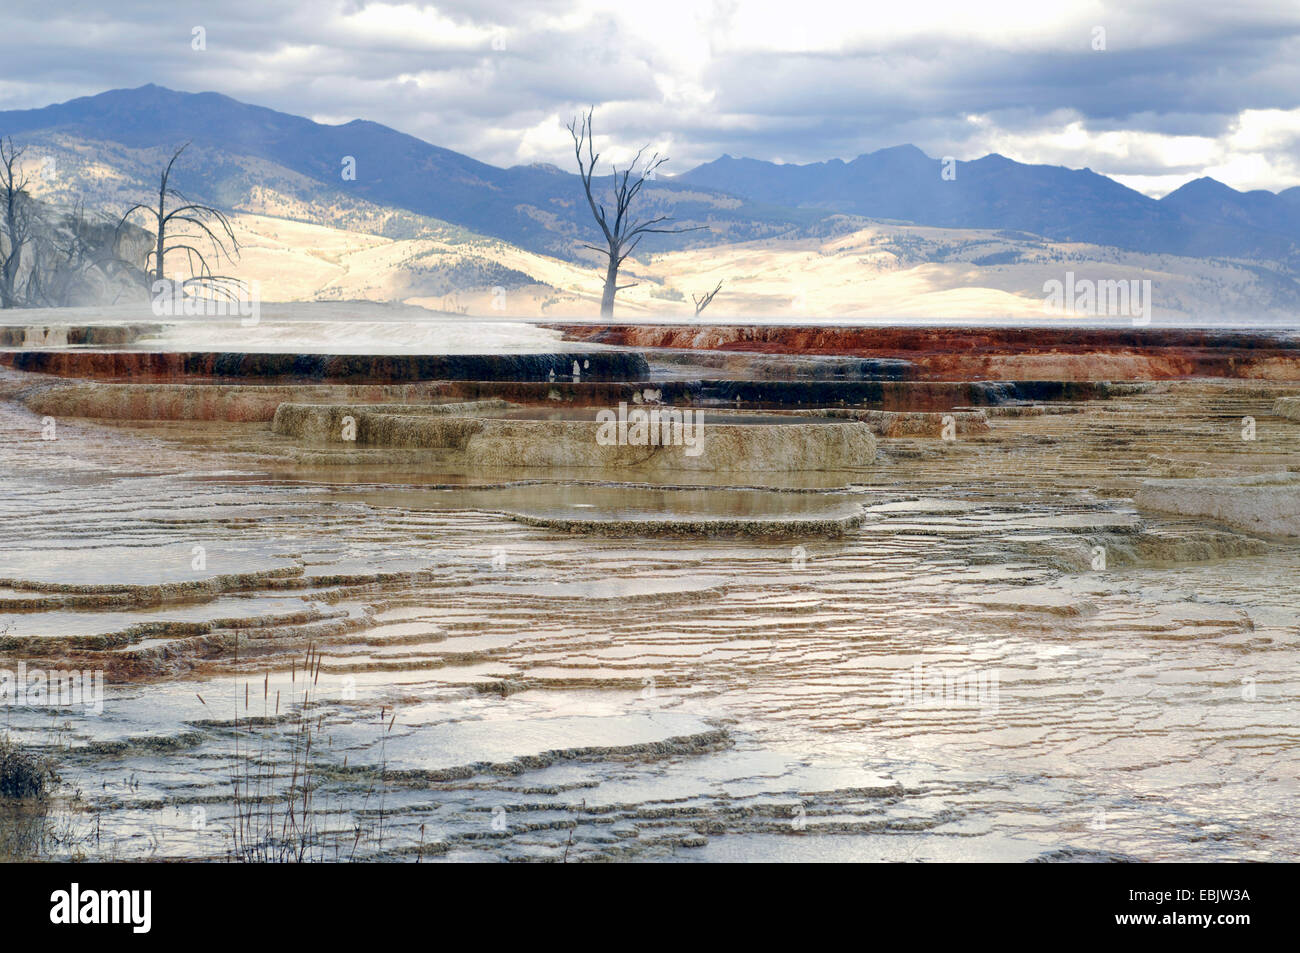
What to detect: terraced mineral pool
<box><xmin>1</xmin><ymin>375</ymin><xmax>1298</xmax><ymax>862</ymax></box>
<box><xmin>496</xmin><ymin>408</ymin><xmax>846</xmax><ymax>426</ymax></box>
<box><xmin>0</xmin><ymin>542</ymin><xmax>299</xmax><ymax>587</ymax></box>
<box><xmin>339</xmin><ymin>483</ymin><xmax>866</xmax><ymax>524</ymax></box>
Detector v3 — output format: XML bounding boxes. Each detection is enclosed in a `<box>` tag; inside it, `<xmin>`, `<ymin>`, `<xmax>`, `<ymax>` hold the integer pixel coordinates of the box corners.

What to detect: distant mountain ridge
<box><xmin>678</xmin><ymin>147</ymin><xmax>1300</xmax><ymax>264</ymax></box>
<box><xmin>0</xmin><ymin>85</ymin><xmax>828</xmax><ymax>261</ymax></box>
<box><xmin>2</xmin><ymin>84</ymin><xmax>1298</xmax><ymax>270</ymax></box>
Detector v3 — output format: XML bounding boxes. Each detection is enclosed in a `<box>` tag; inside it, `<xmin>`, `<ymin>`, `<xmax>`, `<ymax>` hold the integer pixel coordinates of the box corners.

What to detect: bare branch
<box><xmin>693</xmin><ymin>280</ymin><xmax>723</xmax><ymax>316</ymax></box>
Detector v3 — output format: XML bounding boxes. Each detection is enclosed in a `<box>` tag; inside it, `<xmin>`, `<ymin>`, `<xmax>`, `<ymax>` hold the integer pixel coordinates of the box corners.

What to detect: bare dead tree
<box><xmin>0</xmin><ymin>137</ymin><xmax>35</xmax><ymax>308</ymax></box>
<box><xmin>117</xmin><ymin>142</ymin><xmax>243</xmax><ymax>303</ymax></box>
<box><xmin>568</xmin><ymin>108</ymin><xmax>704</xmax><ymax>317</ymax></box>
<box><xmin>693</xmin><ymin>280</ymin><xmax>723</xmax><ymax>316</ymax></box>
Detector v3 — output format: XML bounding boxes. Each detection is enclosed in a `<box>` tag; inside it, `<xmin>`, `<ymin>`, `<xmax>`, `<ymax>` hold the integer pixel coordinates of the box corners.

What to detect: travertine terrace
<box><xmin>1</xmin><ymin>316</ymin><xmax>1297</xmax><ymax>862</ymax></box>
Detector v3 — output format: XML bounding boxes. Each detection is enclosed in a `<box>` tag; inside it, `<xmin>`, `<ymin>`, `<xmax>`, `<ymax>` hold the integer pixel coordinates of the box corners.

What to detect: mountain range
<box><xmin>0</xmin><ymin>84</ymin><xmax>826</xmax><ymax>261</ymax></box>
<box><xmin>1</xmin><ymin>85</ymin><xmax>1297</xmax><ymax>318</ymax></box>
<box><xmin>678</xmin><ymin>149</ymin><xmax>1300</xmax><ymax>265</ymax></box>
<box><xmin>2</xmin><ymin>85</ymin><xmax>1297</xmax><ymax>267</ymax></box>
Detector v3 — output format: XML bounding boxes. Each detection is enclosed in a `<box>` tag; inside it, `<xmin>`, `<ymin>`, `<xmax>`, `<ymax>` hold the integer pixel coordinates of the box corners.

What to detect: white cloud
<box><xmin>2</xmin><ymin>0</ymin><xmax>1300</xmax><ymax>192</ymax></box>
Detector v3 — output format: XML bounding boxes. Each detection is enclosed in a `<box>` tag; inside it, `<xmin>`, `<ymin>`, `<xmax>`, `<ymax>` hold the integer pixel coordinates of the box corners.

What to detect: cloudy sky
<box><xmin>2</xmin><ymin>0</ymin><xmax>1299</xmax><ymax>196</ymax></box>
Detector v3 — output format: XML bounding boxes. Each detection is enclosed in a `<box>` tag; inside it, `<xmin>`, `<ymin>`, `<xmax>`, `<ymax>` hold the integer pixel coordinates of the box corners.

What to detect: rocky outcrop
<box><xmin>0</xmin><ymin>349</ymin><xmax>651</xmax><ymax>383</ymax></box>
<box><xmin>21</xmin><ymin>374</ymin><xmax>1104</xmax><ymax>424</ymax></box>
<box><xmin>430</xmin><ymin>378</ymin><xmax>1114</xmax><ymax>410</ymax></box>
<box><xmin>698</xmin><ymin>378</ymin><xmax>1115</xmax><ymax>409</ymax></box>
<box><xmin>801</xmin><ymin>407</ymin><xmax>991</xmax><ymax>437</ymax></box>
<box><xmin>271</xmin><ymin>403</ymin><xmax>877</xmax><ymax>471</ymax></box>
<box><xmin>272</xmin><ymin>403</ymin><xmax>496</xmax><ymax>446</ymax></box>
<box><xmin>467</xmin><ymin>418</ymin><xmax>875</xmax><ymax>472</ymax></box>
<box><xmin>650</xmin><ymin>350</ymin><xmax>913</xmax><ymax>380</ymax></box>
<box><xmin>18</xmin><ymin>380</ymin><xmax>474</xmax><ymax>422</ymax></box>
<box><xmin>1273</xmin><ymin>396</ymin><xmax>1300</xmax><ymax>421</ymax></box>
<box><xmin>0</xmin><ymin>324</ymin><xmax>163</xmax><ymax>347</ymax></box>
<box><xmin>553</xmin><ymin>324</ymin><xmax>1300</xmax><ymax>382</ymax></box>
<box><xmin>1135</xmin><ymin>472</ymin><xmax>1300</xmax><ymax>537</ymax></box>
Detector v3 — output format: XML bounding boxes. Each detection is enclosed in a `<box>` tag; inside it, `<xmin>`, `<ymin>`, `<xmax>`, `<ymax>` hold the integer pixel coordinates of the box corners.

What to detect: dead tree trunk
<box><xmin>568</xmin><ymin>108</ymin><xmax>704</xmax><ymax>318</ymax></box>
<box><xmin>0</xmin><ymin>138</ymin><xmax>32</xmax><ymax>308</ymax></box>
<box><xmin>600</xmin><ymin>256</ymin><xmax>620</xmax><ymax>316</ymax></box>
